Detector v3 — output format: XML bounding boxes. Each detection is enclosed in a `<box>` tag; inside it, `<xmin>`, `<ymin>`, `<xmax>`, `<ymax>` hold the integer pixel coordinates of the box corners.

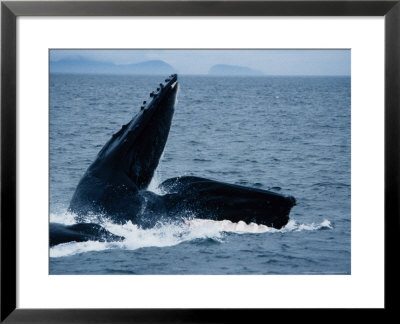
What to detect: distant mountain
<box><xmin>50</xmin><ymin>57</ymin><xmax>176</xmax><ymax>75</ymax></box>
<box><xmin>208</xmin><ymin>64</ymin><xmax>263</xmax><ymax>76</ymax></box>
<box><xmin>120</xmin><ymin>60</ymin><xmax>176</xmax><ymax>75</ymax></box>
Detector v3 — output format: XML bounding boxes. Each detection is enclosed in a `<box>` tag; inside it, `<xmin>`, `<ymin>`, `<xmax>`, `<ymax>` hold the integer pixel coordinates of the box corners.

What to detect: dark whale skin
<box><xmin>49</xmin><ymin>223</ymin><xmax>124</xmax><ymax>247</ymax></box>
<box><xmin>161</xmin><ymin>176</ymin><xmax>296</xmax><ymax>229</ymax></box>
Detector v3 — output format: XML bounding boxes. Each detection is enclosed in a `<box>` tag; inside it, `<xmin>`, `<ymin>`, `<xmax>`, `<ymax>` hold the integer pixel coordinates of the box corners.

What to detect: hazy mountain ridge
<box><xmin>50</xmin><ymin>57</ymin><xmax>176</xmax><ymax>75</ymax></box>
<box><xmin>208</xmin><ymin>64</ymin><xmax>264</xmax><ymax>76</ymax></box>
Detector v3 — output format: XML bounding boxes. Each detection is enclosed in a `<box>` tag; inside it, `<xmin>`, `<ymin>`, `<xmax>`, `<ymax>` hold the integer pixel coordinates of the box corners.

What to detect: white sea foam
<box><xmin>49</xmin><ymin>212</ymin><xmax>332</xmax><ymax>258</ymax></box>
<box><xmin>50</xmin><ymin>240</ymin><xmax>120</xmax><ymax>258</ymax></box>
<box><xmin>49</xmin><ymin>211</ymin><xmax>77</xmax><ymax>225</ymax></box>
<box><xmin>147</xmin><ymin>169</ymin><xmax>165</xmax><ymax>195</ymax></box>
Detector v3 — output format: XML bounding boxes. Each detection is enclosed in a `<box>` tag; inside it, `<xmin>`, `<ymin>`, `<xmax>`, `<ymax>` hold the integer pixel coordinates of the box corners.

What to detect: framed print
<box><xmin>1</xmin><ymin>0</ymin><xmax>399</xmax><ymax>322</ymax></box>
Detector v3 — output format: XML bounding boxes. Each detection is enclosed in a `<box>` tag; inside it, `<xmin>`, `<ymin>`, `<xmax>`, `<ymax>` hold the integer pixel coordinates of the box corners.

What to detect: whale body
<box><xmin>50</xmin><ymin>74</ymin><xmax>295</xmax><ymax>246</ymax></box>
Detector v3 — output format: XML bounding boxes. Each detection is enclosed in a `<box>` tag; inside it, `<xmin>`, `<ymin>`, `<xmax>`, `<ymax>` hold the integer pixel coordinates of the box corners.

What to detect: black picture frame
<box><xmin>1</xmin><ymin>0</ymin><xmax>399</xmax><ymax>322</ymax></box>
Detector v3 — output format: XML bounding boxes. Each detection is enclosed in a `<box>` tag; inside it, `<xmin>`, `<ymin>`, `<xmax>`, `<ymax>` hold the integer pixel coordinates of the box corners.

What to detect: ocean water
<box><xmin>49</xmin><ymin>74</ymin><xmax>351</xmax><ymax>275</ymax></box>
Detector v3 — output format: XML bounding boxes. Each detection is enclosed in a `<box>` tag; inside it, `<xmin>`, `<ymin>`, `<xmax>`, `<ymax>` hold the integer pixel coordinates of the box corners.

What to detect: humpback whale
<box><xmin>50</xmin><ymin>74</ymin><xmax>295</xmax><ymax>246</ymax></box>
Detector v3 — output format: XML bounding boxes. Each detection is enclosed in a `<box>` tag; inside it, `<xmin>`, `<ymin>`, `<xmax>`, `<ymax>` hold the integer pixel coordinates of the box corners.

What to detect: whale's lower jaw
<box><xmin>161</xmin><ymin>176</ymin><xmax>295</xmax><ymax>229</ymax></box>
<box><xmin>164</xmin><ymin>201</ymin><xmax>291</xmax><ymax>229</ymax></box>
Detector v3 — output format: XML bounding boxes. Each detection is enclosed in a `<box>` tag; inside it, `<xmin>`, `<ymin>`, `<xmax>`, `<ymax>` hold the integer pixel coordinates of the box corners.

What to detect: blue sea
<box><xmin>49</xmin><ymin>74</ymin><xmax>351</xmax><ymax>275</ymax></box>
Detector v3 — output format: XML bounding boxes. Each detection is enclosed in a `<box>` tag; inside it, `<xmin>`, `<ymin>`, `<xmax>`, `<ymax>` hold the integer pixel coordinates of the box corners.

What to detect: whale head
<box><xmin>90</xmin><ymin>74</ymin><xmax>179</xmax><ymax>189</ymax></box>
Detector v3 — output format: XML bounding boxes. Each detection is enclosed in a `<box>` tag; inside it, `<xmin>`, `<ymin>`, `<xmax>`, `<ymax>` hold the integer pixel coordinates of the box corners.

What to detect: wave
<box><xmin>49</xmin><ymin>212</ymin><xmax>332</xmax><ymax>258</ymax></box>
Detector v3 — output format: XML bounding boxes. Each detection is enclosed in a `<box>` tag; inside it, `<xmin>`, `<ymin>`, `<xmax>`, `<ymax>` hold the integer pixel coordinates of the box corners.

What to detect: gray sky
<box><xmin>50</xmin><ymin>49</ymin><xmax>350</xmax><ymax>76</ymax></box>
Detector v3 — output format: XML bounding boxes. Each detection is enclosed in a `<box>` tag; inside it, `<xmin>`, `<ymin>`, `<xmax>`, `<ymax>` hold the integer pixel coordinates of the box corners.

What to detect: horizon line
<box><xmin>49</xmin><ymin>72</ymin><xmax>350</xmax><ymax>77</ymax></box>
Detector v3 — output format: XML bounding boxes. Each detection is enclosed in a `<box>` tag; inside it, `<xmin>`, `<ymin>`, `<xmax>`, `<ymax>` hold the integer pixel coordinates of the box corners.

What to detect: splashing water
<box><xmin>147</xmin><ymin>169</ymin><xmax>165</xmax><ymax>195</ymax></box>
<box><xmin>50</xmin><ymin>211</ymin><xmax>332</xmax><ymax>258</ymax></box>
